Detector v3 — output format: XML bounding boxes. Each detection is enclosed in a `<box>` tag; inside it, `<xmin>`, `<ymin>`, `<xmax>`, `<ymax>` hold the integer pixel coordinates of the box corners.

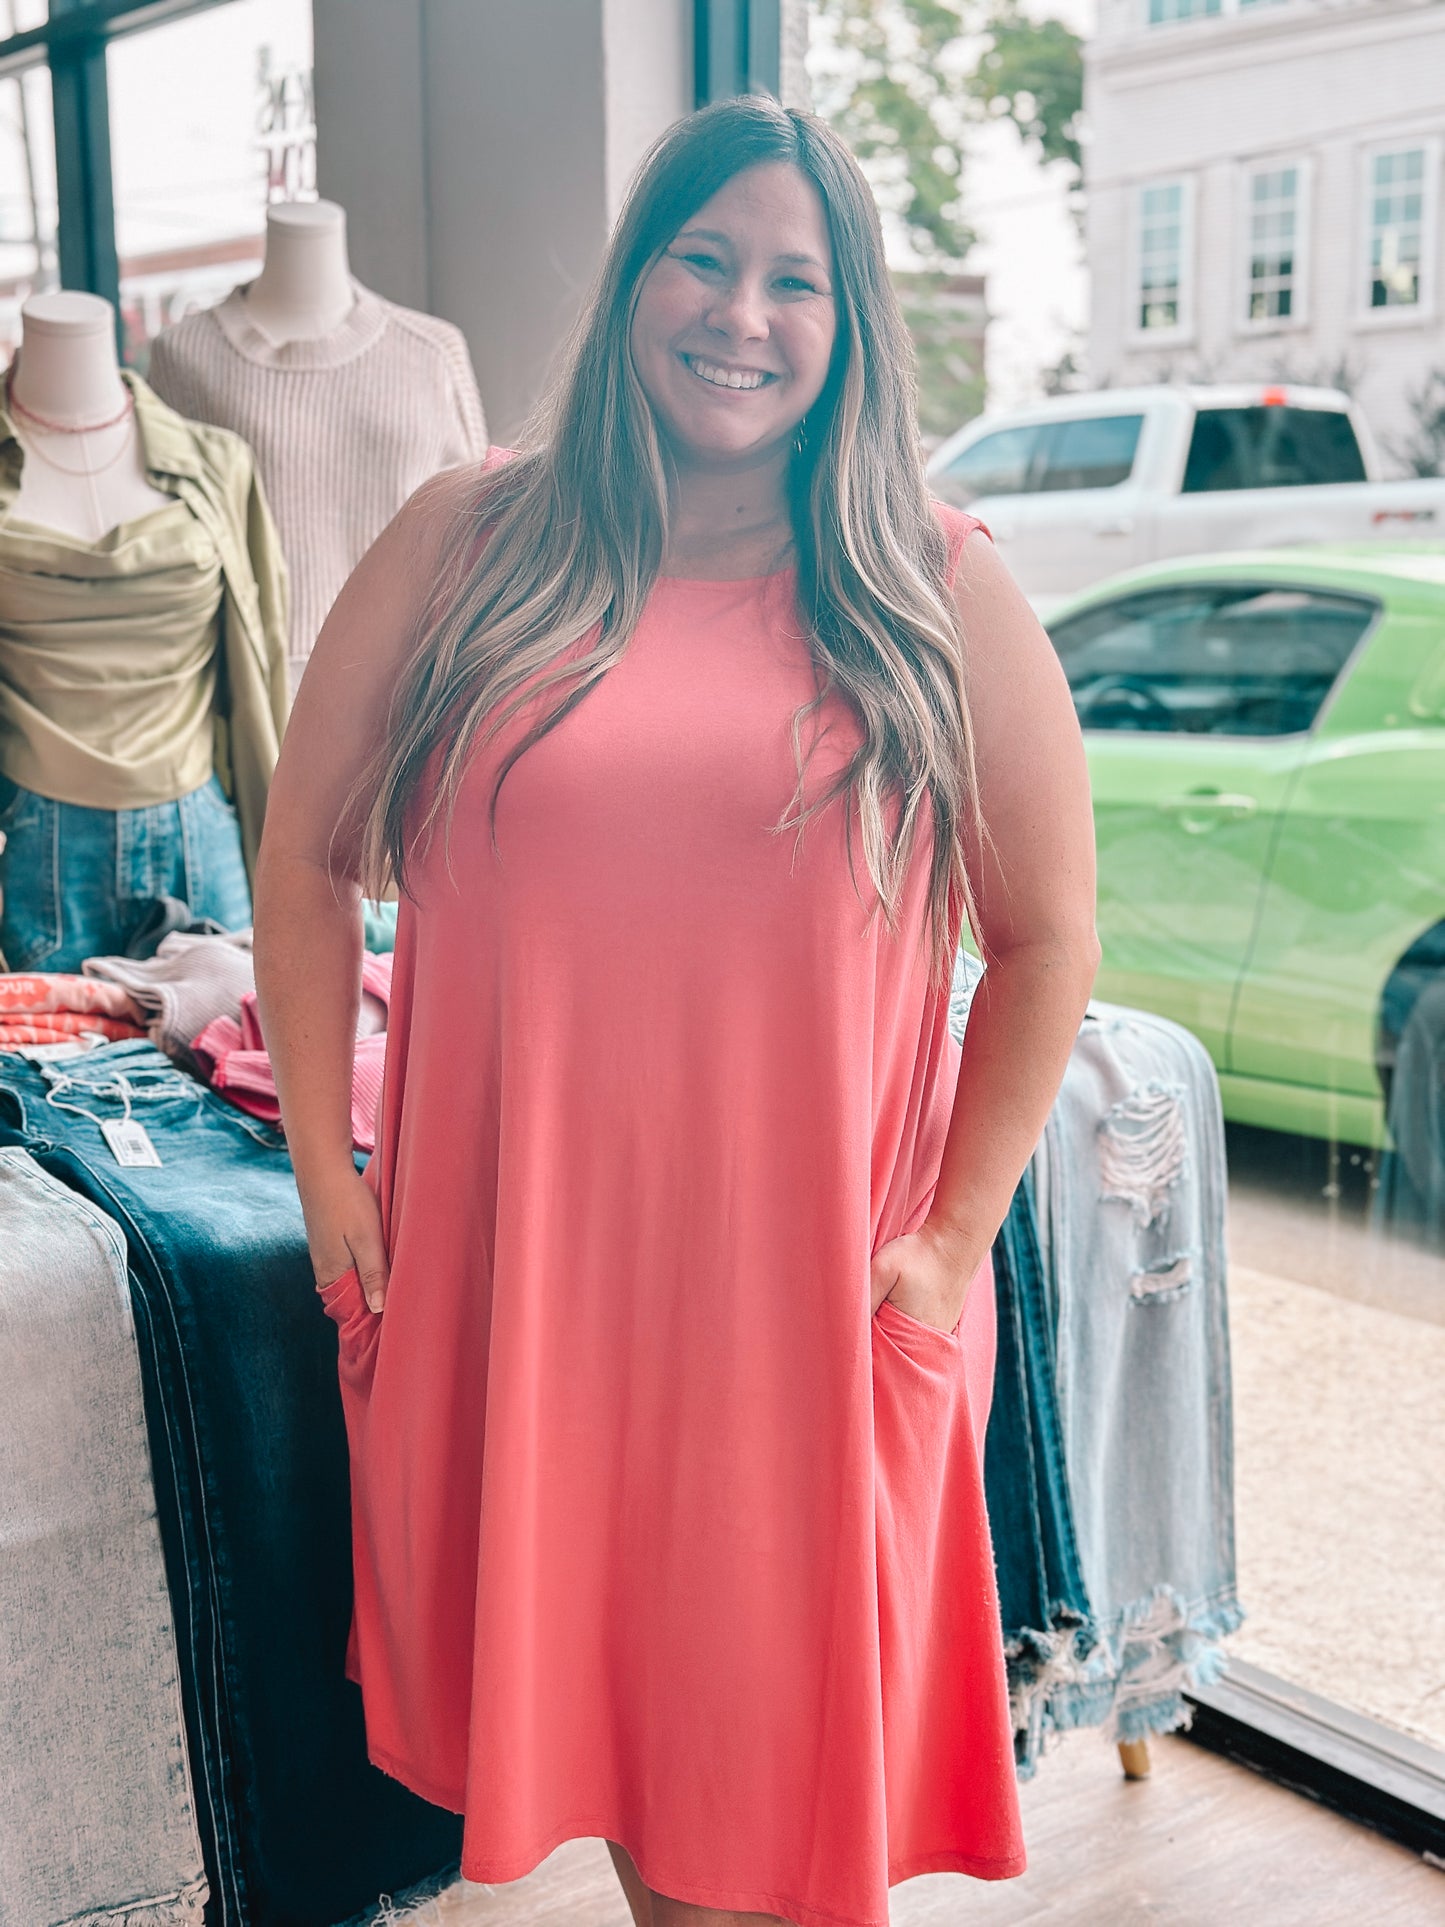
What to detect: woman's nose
<box><xmin>703</xmin><ymin>277</ymin><xmax>770</xmax><ymax>343</ymax></box>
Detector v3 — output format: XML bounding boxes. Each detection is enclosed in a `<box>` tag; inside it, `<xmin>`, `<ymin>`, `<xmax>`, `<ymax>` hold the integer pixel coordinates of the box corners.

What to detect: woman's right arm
<box><xmin>252</xmin><ymin>469</ymin><xmax>473</xmax><ymax>1311</ymax></box>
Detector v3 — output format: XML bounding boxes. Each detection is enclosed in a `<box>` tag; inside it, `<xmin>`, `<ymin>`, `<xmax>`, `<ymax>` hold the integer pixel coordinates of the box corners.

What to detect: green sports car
<box><xmin>1043</xmin><ymin>546</ymin><xmax>1445</xmax><ymax>1202</ymax></box>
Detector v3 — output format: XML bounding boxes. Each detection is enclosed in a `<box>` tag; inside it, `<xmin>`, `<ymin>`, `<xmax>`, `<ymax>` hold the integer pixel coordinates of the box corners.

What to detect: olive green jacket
<box><xmin>0</xmin><ymin>369</ymin><xmax>291</xmax><ymax>877</ymax></box>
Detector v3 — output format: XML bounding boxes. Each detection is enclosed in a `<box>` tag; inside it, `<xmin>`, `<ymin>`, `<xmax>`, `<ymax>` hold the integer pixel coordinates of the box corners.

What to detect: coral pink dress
<box><xmin>317</xmin><ymin>495</ymin><xmax>1027</xmax><ymax>1927</ymax></box>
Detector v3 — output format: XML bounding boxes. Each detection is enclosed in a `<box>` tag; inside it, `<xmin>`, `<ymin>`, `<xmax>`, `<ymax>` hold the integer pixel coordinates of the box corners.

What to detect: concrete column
<box><xmin>313</xmin><ymin>0</ymin><xmax>693</xmax><ymax>441</ymax></box>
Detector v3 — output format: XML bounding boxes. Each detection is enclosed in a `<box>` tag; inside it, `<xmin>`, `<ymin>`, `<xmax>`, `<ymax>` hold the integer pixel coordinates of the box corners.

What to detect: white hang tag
<box><xmin>100</xmin><ymin>1118</ymin><xmax>163</xmax><ymax>1168</ymax></box>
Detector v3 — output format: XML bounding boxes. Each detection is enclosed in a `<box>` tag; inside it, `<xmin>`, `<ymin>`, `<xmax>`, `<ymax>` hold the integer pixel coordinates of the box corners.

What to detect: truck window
<box><xmin>1181</xmin><ymin>407</ymin><xmax>1367</xmax><ymax>492</ymax></box>
<box><xmin>1048</xmin><ymin>583</ymin><xmax>1377</xmax><ymax>736</ymax></box>
<box><xmin>1035</xmin><ymin>414</ymin><xmax>1144</xmax><ymax>492</ymax></box>
<box><xmin>934</xmin><ymin>423</ymin><xmax>1045</xmax><ymax>504</ymax></box>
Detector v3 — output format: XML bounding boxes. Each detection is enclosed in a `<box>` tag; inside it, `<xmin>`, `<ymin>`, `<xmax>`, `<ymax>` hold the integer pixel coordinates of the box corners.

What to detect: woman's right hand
<box><xmin>303</xmin><ymin>1164</ymin><xmax>391</xmax><ymax>1312</ymax></box>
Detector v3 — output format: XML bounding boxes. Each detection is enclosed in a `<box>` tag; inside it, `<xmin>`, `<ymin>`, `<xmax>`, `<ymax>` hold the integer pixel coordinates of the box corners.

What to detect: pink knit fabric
<box><xmin>192</xmin><ymin>951</ymin><xmax>392</xmax><ymax>1151</ymax></box>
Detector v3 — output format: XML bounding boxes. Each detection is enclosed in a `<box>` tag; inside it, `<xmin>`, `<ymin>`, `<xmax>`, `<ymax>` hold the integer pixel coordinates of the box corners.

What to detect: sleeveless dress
<box><xmin>317</xmin><ymin>495</ymin><xmax>1028</xmax><ymax>1927</ymax></box>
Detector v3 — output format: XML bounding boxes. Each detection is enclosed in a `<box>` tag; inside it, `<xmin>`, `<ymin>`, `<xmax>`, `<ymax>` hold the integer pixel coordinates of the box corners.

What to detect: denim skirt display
<box><xmin>0</xmin><ymin>771</ymin><xmax>253</xmax><ymax>972</ymax></box>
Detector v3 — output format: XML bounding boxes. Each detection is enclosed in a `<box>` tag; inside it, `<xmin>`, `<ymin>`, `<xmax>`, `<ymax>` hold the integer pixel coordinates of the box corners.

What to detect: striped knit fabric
<box><xmin>147</xmin><ymin>279</ymin><xmax>488</xmax><ymax>691</ymax></box>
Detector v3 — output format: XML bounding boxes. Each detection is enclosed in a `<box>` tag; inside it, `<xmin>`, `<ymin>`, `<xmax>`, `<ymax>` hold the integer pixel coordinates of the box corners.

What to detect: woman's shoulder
<box><xmin>393</xmin><ymin>446</ymin><xmax>519</xmax><ymax>569</ymax></box>
<box><xmin>927</xmin><ymin>496</ymin><xmax>993</xmax><ymax>589</ymax></box>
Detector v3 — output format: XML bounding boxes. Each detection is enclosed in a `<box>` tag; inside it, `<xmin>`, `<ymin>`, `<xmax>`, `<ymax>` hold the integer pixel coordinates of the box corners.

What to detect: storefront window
<box><xmin>107</xmin><ymin>0</ymin><xmax>313</xmax><ymax>362</ymax></box>
<box><xmin>0</xmin><ymin>55</ymin><xmax>58</xmax><ymax>359</ymax></box>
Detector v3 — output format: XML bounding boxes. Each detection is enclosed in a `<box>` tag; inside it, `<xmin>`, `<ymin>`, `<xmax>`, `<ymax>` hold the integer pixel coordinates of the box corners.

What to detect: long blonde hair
<box><xmin>355</xmin><ymin>96</ymin><xmax>987</xmax><ymax>993</ymax></box>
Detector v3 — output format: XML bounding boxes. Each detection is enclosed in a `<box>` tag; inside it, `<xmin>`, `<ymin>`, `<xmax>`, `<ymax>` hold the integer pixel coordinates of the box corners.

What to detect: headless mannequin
<box><xmin>240</xmin><ymin>201</ymin><xmax>356</xmax><ymax>345</ymax></box>
<box><xmin>5</xmin><ymin>292</ymin><xmax>170</xmax><ymax>542</ymax></box>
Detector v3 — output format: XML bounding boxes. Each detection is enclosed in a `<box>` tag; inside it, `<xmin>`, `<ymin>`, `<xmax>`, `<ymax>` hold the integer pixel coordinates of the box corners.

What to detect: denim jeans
<box><xmin>985</xmin><ymin>1174</ymin><xmax>1100</xmax><ymax>1775</ymax></box>
<box><xmin>0</xmin><ymin>772</ymin><xmax>253</xmax><ymax>973</ymax></box>
<box><xmin>0</xmin><ymin>1146</ymin><xmax>209</xmax><ymax>1927</ymax></box>
<box><xmin>1030</xmin><ymin>1000</ymin><xmax>1245</xmax><ymax>1746</ymax></box>
<box><xmin>950</xmin><ymin>952</ymin><xmax>1100</xmax><ymax>1776</ymax></box>
<box><xmin>0</xmin><ymin>1040</ymin><xmax>462</xmax><ymax>1927</ymax></box>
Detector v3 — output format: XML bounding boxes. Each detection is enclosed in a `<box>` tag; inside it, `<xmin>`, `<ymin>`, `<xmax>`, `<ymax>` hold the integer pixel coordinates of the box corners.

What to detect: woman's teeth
<box><xmin>684</xmin><ymin>356</ymin><xmax>772</xmax><ymax>391</ymax></box>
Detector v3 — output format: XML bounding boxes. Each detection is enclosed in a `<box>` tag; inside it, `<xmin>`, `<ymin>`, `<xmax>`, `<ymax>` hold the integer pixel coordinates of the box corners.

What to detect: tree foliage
<box><xmin>964</xmin><ymin>3</ymin><xmax>1083</xmax><ymax>177</ymax></box>
<box><xmin>812</xmin><ymin>1</ymin><xmax>1085</xmax><ymax>265</ymax></box>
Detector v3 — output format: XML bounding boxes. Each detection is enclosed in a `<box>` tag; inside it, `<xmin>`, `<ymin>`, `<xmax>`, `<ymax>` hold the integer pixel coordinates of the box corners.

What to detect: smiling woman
<box><xmin>252</xmin><ymin>92</ymin><xmax>1098</xmax><ymax>1927</ymax></box>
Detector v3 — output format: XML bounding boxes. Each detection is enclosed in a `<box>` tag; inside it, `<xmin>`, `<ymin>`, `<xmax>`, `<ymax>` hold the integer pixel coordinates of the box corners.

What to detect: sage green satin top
<box><xmin>0</xmin><ymin>496</ymin><xmax>223</xmax><ymax>809</ymax></box>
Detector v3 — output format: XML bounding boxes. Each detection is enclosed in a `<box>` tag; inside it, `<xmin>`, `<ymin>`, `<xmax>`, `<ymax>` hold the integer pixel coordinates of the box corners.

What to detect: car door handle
<box><xmin>1092</xmin><ymin>517</ymin><xmax>1135</xmax><ymax>536</ymax></box>
<box><xmin>1159</xmin><ymin>790</ymin><xmax>1258</xmax><ymax>831</ymax></box>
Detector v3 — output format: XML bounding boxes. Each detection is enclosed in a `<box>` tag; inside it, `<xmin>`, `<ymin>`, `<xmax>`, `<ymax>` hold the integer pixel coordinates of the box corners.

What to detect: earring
<box><xmin>792</xmin><ymin>417</ymin><xmax>810</xmax><ymax>457</ymax></box>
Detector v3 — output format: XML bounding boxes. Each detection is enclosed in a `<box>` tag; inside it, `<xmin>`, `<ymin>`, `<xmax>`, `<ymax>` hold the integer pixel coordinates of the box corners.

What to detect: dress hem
<box><xmin>361</xmin><ymin>1739</ymin><xmax>1027</xmax><ymax>1927</ymax></box>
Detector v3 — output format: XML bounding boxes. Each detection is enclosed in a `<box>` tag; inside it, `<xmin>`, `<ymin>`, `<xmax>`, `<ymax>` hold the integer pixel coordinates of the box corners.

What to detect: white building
<box><xmin>1084</xmin><ymin>0</ymin><xmax>1445</xmax><ymax>472</ymax></box>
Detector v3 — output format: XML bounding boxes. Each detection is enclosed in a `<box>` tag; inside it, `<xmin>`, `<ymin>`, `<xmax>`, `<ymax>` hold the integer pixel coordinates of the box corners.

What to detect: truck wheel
<box><xmin>1388</xmin><ymin>976</ymin><xmax>1445</xmax><ymax>1213</ymax></box>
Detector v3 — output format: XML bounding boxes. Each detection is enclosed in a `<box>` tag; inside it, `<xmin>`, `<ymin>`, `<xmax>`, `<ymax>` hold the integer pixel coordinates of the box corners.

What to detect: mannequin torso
<box><xmin>5</xmin><ymin>292</ymin><xmax>171</xmax><ymax>542</ymax></box>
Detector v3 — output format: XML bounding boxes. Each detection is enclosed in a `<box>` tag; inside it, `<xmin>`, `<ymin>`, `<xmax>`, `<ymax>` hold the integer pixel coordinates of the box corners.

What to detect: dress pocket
<box><xmin>874</xmin><ymin>1292</ymin><xmax>965</xmax><ymax>1345</ymax></box>
<box><xmin>316</xmin><ymin>1262</ymin><xmax>383</xmax><ymax>1391</ymax></box>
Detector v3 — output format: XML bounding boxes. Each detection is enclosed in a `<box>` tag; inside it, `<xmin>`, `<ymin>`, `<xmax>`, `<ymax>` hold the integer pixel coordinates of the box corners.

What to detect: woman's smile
<box><xmin>679</xmin><ymin>353</ymin><xmax>779</xmax><ymax>392</ymax></box>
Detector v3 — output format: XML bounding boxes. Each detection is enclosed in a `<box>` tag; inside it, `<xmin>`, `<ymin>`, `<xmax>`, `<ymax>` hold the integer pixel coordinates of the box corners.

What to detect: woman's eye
<box><xmin>678</xmin><ymin>251</ymin><xmax>721</xmax><ymax>272</ymax></box>
<box><xmin>777</xmin><ymin>276</ymin><xmax>817</xmax><ymax>294</ymax></box>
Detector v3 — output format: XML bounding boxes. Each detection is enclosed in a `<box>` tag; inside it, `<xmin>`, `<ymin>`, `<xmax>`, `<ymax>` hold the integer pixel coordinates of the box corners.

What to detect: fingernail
<box><xmin>367</xmin><ymin>1294</ymin><xmax>383</xmax><ymax>1313</ymax></box>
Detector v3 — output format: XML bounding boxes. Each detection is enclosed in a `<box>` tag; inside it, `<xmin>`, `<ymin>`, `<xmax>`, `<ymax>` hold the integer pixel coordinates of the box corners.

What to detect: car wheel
<box><xmin>1388</xmin><ymin>976</ymin><xmax>1445</xmax><ymax>1212</ymax></box>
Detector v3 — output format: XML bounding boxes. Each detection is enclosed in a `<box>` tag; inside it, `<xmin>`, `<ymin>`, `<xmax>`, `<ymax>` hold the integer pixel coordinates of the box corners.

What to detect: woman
<box><xmin>254</xmin><ymin>97</ymin><xmax>1098</xmax><ymax>1927</ymax></box>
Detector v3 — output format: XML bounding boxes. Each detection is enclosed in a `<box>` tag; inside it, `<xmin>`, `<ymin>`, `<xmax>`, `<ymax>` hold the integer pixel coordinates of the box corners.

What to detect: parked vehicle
<box><xmin>1043</xmin><ymin>547</ymin><xmax>1445</xmax><ymax>1201</ymax></box>
<box><xmin>929</xmin><ymin>385</ymin><xmax>1445</xmax><ymax>617</ymax></box>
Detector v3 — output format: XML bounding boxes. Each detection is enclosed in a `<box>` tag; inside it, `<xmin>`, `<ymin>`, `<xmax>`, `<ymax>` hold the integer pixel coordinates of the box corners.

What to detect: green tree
<box><xmin>964</xmin><ymin>2</ymin><xmax>1084</xmax><ymax>177</ymax></box>
<box><xmin>812</xmin><ymin>1</ymin><xmax>1085</xmax><ymax>264</ymax></box>
<box><xmin>812</xmin><ymin>0</ymin><xmax>977</xmax><ymax>265</ymax></box>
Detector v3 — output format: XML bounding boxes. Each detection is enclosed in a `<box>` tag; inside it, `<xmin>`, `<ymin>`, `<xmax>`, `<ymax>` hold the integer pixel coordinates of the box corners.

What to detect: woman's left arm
<box><xmin>871</xmin><ymin>529</ymin><xmax>1101</xmax><ymax>1324</ymax></box>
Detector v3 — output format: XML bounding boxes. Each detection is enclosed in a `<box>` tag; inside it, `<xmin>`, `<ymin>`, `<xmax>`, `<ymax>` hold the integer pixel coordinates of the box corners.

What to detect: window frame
<box><xmin>1357</xmin><ymin>136</ymin><xmax>1441</xmax><ymax>328</ymax></box>
<box><xmin>1140</xmin><ymin>0</ymin><xmax>1290</xmax><ymax>26</ymax></box>
<box><xmin>1128</xmin><ymin>173</ymin><xmax>1196</xmax><ymax>347</ymax></box>
<box><xmin>0</xmin><ymin>1</ymin><xmax>237</xmax><ymax>341</ymax></box>
<box><xmin>1237</xmin><ymin>155</ymin><xmax>1312</xmax><ymax>335</ymax></box>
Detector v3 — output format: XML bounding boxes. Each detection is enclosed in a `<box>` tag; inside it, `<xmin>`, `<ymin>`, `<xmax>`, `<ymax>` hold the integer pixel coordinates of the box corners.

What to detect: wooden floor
<box><xmin>384</xmin><ymin>1728</ymin><xmax>1441</xmax><ymax>1926</ymax></box>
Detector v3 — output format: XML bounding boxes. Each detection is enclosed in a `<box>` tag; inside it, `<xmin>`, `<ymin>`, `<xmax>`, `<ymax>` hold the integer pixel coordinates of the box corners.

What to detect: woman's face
<box><xmin>630</xmin><ymin>160</ymin><xmax>838</xmax><ymax>472</ymax></box>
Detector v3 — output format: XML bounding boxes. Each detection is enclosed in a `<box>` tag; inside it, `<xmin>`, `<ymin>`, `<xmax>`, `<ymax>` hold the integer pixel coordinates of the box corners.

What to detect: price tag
<box><xmin>100</xmin><ymin>1118</ymin><xmax>163</xmax><ymax>1168</ymax></box>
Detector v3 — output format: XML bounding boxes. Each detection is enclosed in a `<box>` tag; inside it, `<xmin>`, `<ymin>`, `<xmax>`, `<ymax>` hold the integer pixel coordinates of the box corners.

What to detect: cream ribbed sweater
<box><xmin>148</xmin><ymin>279</ymin><xmax>487</xmax><ymax>688</ymax></box>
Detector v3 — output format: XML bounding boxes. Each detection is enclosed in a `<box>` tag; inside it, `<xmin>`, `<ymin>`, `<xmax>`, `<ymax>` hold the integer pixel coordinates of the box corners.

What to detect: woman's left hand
<box><xmin>870</xmin><ymin>1217</ymin><xmax>986</xmax><ymax>1334</ymax></box>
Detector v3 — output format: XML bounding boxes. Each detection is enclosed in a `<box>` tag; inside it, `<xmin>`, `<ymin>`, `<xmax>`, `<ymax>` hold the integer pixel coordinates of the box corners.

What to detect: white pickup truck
<box><xmin>925</xmin><ymin>383</ymin><xmax>1445</xmax><ymax>617</ymax></box>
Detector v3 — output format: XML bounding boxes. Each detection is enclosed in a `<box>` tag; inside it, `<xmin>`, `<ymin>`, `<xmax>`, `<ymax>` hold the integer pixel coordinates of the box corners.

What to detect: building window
<box><xmin>1246</xmin><ymin>164</ymin><xmax>1302</xmax><ymax>323</ymax></box>
<box><xmin>1368</xmin><ymin>147</ymin><xmax>1427</xmax><ymax>310</ymax></box>
<box><xmin>1146</xmin><ymin>0</ymin><xmax>1286</xmax><ymax>22</ymax></box>
<box><xmin>1148</xmin><ymin>0</ymin><xmax>1220</xmax><ymax>21</ymax></box>
<box><xmin>1137</xmin><ymin>180</ymin><xmax>1189</xmax><ymax>332</ymax></box>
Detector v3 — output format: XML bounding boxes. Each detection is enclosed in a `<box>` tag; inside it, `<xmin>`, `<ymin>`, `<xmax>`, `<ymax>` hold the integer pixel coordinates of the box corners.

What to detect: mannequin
<box><xmin>239</xmin><ymin>202</ymin><xmax>356</xmax><ymax>345</ymax></box>
<box><xmin>6</xmin><ymin>292</ymin><xmax>170</xmax><ymax>541</ymax></box>
<box><xmin>148</xmin><ymin>197</ymin><xmax>488</xmax><ymax>688</ymax></box>
<box><xmin>0</xmin><ymin>294</ymin><xmax>292</xmax><ymax>972</ymax></box>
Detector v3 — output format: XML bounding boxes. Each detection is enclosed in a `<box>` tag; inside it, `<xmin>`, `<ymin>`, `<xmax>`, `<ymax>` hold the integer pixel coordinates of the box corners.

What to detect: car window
<box><xmin>1181</xmin><ymin>407</ymin><xmax>1368</xmax><ymax>492</ymax></box>
<box><xmin>933</xmin><ymin>423</ymin><xmax>1045</xmax><ymax>503</ymax></box>
<box><xmin>1035</xmin><ymin>414</ymin><xmax>1144</xmax><ymax>492</ymax></box>
<box><xmin>1047</xmin><ymin>584</ymin><xmax>1378</xmax><ymax>736</ymax></box>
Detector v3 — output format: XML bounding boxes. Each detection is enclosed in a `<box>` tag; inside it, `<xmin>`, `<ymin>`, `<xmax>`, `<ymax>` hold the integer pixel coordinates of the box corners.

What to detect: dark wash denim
<box><xmin>0</xmin><ymin>1040</ymin><xmax>461</xmax><ymax>1927</ymax></box>
<box><xmin>984</xmin><ymin>1172</ymin><xmax>1098</xmax><ymax>1775</ymax></box>
<box><xmin>953</xmin><ymin>950</ymin><xmax>1099</xmax><ymax>1776</ymax></box>
<box><xmin>0</xmin><ymin>771</ymin><xmax>253</xmax><ymax>973</ymax></box>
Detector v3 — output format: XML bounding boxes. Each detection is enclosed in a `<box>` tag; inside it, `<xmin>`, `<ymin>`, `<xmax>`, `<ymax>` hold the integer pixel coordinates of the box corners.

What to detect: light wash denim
<box><xmin>0</xmin><ymin>1146</ymin><xmax>208</xmax><ymax>1927</ymax></box>
<box><xmin>1030</xmin><ymin>998</ymin><xmax>1244</xmax><ymax>1746</ymax></box>
<box><xmin>950</xmin><ymin>954</ymin><xmax>1243</xmax><ymax>1759</ymax></box>
<box><xmin>0</xmin><ymin>773</ymin><xmax>252</xmax><ymax>973</ymax></box>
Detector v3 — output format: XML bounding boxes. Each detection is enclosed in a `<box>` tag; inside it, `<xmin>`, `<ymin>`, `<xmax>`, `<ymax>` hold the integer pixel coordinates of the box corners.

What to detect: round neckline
<box><xmin>211</xmin><ymin>275</ymin><xmax>390</xmax><ymax>370</ymax></box>
<box><xmin>654</xmin><ymin>562</ymin><xmax>797</xmax><ymax>590</ymax></box>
